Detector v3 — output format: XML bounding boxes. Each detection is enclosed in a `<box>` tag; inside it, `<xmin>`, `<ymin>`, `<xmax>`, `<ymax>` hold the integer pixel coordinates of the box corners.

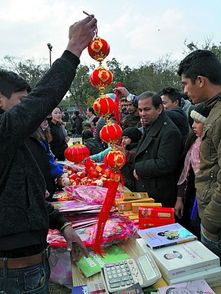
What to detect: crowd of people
<box><xmin>1</xmin><ymin>12</ymin><xmax>221</xmax><ymax>294</ymax></box>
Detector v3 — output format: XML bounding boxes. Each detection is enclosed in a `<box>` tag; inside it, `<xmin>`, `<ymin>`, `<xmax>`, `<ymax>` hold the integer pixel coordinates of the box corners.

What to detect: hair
<box><xmin>0</xmin><ymin>70</ymin><xmax>31</xmax><ymax>99</ymax></box>
<box><xmin>87</xmin><ymin>107</ymin><xmax>95</xmax><ymax>115</ymax></box>
<box><xmin>159</xmin><ymin>87</ymin><xmax>181</xmax><ymax>106</ymax></box>
<box><xmin>74</xmin><ymin>110</ymin><xmax>80</xmax><ymax>116</ymax></box>
<box><xmin>34</xmin><ymin>126</ymin><xmax>53</xmax><ymax>143</ymax></box>
<box><xmin>178</xmin><ymin>50</ymin><xmax>221</xmax><ymax>84</ymax></box>
<box><xmin>82</xmin><ymin>129</ymin><xmax>93</xmax><ymax>141</ymax></box>
<box><xmin>138</xmin><ymin>91</ymin><xmax>162</xmax><ymax>109</ymax></box>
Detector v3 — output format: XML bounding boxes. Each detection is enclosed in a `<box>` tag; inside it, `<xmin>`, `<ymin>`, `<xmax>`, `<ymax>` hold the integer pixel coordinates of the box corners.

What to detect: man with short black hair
<box><xmin>0</xmin><ymin>15</ymin><xmax>97</xmax><ymax>293</ymax></box>
<box><xmin>133</xmin><ymin>92</ymin><xmax>182</xmax><ymax>207</ymax></box>
<box><xmin>159</xmin><ymin>87</ymin><xmax>189</xmax><ymax>140</ymax></box>
<box><xmin>178</xmin><ymin>49</ymin><xmax>221</xmax><ymax>257</ymax></box>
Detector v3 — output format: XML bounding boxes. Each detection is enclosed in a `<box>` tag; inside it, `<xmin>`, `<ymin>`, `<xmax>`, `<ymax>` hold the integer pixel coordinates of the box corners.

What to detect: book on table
<box><xmin>169</xmin><ymin>266</ymin><xmax>221</xmax><ymax>287</ymax></box>
<box><xmin>136</xmin><ymin>238</ymin><xmax>220</xmax><ymax>281</ymax></box>
<box><xmin>137</xmin><ymin>223</ymin><xmax>197</xmax><ymax>249</ymax></box>
<box><xmin>150</xmin><ymin>240</ymin><xmax>220</xmax><ymax>280</ymax></box>
<box><xmin>158</xmin><ymin>279</ymin><xmax>215</xmax><ymax>294</ymax></box>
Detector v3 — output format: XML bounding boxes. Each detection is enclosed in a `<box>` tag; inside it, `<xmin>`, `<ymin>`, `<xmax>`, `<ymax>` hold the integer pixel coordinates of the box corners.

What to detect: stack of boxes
<box><xmin>115</xmin><ymin>192</ymin><xmax>162</xmax><ymax>224</ymax></box>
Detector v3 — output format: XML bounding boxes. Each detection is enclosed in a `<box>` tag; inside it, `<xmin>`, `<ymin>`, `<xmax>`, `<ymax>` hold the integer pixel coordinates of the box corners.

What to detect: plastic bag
<box><xmin>49</xmin><ymin>247</ymin><xmax>72</xmax><ymax>288</ymax></box>
<box><xmin>65</xmin><ymin>185</ymin><xmax>121</xmax><ymax>205</ymax></box>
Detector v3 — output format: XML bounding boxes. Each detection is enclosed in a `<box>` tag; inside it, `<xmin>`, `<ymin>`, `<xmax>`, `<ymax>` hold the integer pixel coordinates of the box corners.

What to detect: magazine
<box><xmin>138</xmin><ymin>223</ymin><xmax>197</xmax><ymax>249</ymax></box>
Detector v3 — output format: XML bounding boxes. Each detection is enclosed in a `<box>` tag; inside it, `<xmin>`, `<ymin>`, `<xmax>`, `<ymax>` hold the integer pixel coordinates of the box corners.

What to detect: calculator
<box><xmin>101</xmin><ymin>253</ymin><xmax>161</xmax><ymax>293</ymax></box>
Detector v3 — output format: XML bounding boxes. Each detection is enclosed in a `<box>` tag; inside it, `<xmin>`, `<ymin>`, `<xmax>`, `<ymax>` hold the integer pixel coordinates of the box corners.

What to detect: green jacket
<box><xmin>196</xmin><ymin>92</ymin><xmax>221</xmax><ymax>234</ymax></box>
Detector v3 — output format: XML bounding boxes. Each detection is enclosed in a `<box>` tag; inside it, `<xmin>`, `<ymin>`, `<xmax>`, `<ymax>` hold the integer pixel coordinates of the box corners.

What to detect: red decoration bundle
<box><xmin>87</xmin><ymin>32</ymin><xmax>125</xmax><ymax>254</ymax></box>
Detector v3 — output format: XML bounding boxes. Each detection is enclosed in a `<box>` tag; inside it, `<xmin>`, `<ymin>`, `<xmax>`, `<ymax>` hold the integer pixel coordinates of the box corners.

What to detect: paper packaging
<box><xmin>137</xmin><ymin>223</ymin><xmax>197</xmax><ymax>249</ymax></box>
<box><xmin>132</xmin><ymin>203</ymin><xmax>162</xmax><ymax>213</ymax></box>
<box><xmin>169</xmin><ymin>266</ymin><xmax>221</xmax><ymax>287</ymax></box>
<box><xmin>138</xmin><ymin>207</ymin><xmax>175</xmax><ymax>229</ymax></box>
<box><xmin>122</xmin><ymin>192</ymin><xmax>149</xmax><ymax>201</ymax></box>
<box><xmin>116</xmin><ymin>198</ymin><xmax>155</xmax><ymax>212</ymax></box>
<box><xmin>136</xmin><ymin>238</ymin><xmax>220</xmax><ymax>280</ymax></box>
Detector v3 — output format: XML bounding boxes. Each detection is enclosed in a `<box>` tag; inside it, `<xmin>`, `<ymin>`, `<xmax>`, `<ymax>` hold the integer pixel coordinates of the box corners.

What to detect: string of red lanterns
<box><xmin>88</xmin><ymin>33</ymin><xmax>126</xmax><ymax>254</ymax></box>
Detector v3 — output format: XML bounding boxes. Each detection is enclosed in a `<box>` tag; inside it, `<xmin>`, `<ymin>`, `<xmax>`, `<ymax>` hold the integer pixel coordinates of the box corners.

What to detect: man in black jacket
<box><xmin>134</xmin><ymin>92</ymin><xmax>182</xmax><ymax>207</ymax></box>
<box><xmin>159</xmin><ymin>87</ymin><xmax>190</xmax><ymax>141</ymax></box>
<box><xmin>0</xmin><ymin>15</ymin><xmax>97</xmax><ymax>293</ymax></box>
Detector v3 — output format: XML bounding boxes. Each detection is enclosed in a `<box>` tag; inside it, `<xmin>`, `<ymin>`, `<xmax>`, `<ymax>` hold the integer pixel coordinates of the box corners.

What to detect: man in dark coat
<box><xmin>0</xmin><ymin>15</ymin><xmax>97</xmax><ymax>293</ymax></box>
<box><xmin>133</xmin><ymin>92</ymin><xmax>182</xmax><ymax>207</ymax></box>
<box><xmin>159</xmin><ymin>87</ymin><xmax>190</xmax><ymax>142</ymax></box>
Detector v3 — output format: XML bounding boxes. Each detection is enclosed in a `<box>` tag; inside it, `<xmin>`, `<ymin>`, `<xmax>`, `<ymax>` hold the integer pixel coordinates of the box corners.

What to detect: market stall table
<box><xmin>72</xmin><ymin>238</ymin><xmax>221</xmax><ymax>293</ymax></box>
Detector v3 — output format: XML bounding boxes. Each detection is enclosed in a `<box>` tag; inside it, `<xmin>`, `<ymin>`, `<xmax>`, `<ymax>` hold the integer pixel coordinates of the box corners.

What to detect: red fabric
<box><xmin>114</xmin><ymin>82</ymin><xmax>122</xmax><ymax>124</ymax></box>
<box><xmin>93</xmin><ymin>180</ymin><xmax>119</xmax><ymax>255</ymax></box>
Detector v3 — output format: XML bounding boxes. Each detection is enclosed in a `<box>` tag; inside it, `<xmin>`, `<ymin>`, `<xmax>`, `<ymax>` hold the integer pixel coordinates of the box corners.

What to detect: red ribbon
<box><xmin>93</xmin><ymin>179</ymin><xmax>119</xmax><ymax>255</ymax></box>
<box><xmin>114</xmin><ymin>82</ymin><xmax>122</xmax><ymax>125</ymax></box>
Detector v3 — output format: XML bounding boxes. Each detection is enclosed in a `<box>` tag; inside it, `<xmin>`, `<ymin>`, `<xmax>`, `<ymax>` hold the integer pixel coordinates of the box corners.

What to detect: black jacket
<box><xmin>71</xmin><ymin>115</ymin><xmax>83</xmax><ymax>135</ymax></box>
<box><xmin>134</xmin><ymin>112</ymin><xmax>182</xmax><ymax>207</ymax></box>
<box><xmin>49</xmin><ymin>121</ymin><xmax>68</xmax><ymax>160</ymax></box>
<box><xmin>84</xmin><ymin>137</ymin><xmax>104</xmax><ymax>155</ymax></box>
<box><xmin>165</xmin><ymin>106</ymin><xmax>189</xmax><ymax>140</ymax></box>
<box><xmin>0</xmin><ymin>50</ymin><xmax>79</xmax><ymax>251</ymax></box>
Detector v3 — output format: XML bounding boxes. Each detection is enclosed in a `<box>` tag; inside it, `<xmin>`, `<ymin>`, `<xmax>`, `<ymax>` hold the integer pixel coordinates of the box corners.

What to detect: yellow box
<box><xmin>122</xmin><ymin>192</ymin><xmax>149</xmax><ymax>201</ymax></box>
<box><xmin>117</xmin><ymin>198</ymin><xmax>155</xmax><ymax>212</ymax></box>
<box><xmin>132</xmin><ymin>202</ymin><xmax>162</xmax><ymax>213</ymax></box>
<box><xmin>117</xmin><ymin>202</ymin><xmax>132</xmax><ymax>211</ymax></box>
<box><xmin>127</xmin><ymin>214</ymin><xmax>139</xmax><ymax>220</ymax></box>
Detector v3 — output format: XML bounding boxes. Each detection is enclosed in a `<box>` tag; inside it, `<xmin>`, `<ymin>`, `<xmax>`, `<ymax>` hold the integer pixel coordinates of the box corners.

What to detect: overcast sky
<box><xmin>0</xmin><ymin>0</ymin><xmax>220</xmax><ymax>68</ymax></box>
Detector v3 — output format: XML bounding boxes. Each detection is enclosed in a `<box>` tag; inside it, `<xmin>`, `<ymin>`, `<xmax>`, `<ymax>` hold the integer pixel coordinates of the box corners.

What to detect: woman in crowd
<box><xmin>32</xmin><ymin>119</ymin><xmax>63</xmax><ymax>200</ymax></box>
<box><xmin>49</xmin><ymin>106</ymin><xmax>69</xmax><ymax>161</ymax></box>
<box><xmin>175</xmin><ymin>104</ymin><xmax>210</xmax><ymax>238</ymax></box>
<box><xmin>86</xmin><ymin>107</ymin><xmax>99</xmax><ymax>132</ymax></box>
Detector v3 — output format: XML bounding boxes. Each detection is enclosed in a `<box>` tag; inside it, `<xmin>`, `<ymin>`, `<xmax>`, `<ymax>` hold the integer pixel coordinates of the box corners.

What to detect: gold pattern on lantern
<box><xmin>98</xmin><ymin>69</ymin><xmax>110</xmax><ymax>82</ymax></box>
<box><xmin>91</xmin><ymin>39</ymin><xmax>103</xmax><ymax>53</ymax></box>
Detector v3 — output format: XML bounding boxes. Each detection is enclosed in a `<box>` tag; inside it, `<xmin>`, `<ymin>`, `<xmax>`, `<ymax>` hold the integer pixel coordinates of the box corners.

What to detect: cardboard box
<box><xmin>132</xmin><ymin>203</ymin><xmax>162</xmax><ymax>213</ymax></box>
<box><xmin>116</xmin><ymin>198</ymin><xmax>155</xmax><ymax>212</ymax></box>
<box><xmin>122</xmin><ymin>192</ymin><xmax>149</xmax><ymax>201</ymax></box>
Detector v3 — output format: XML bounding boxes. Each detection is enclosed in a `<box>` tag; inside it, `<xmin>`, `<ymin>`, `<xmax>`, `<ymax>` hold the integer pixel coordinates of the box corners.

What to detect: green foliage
<box><xmin>68</xmin><ymin>64</ymin><xmax>98</xmax><ymax>106</ymax></box>
<box><xmin>0</xmin><ymin>56</ymin><xmax>48</xmax><ymax>88</ymax></box>
<box><xmin>184</xmin><ymin>39</ymin><xmax>221</xmax><ymax>61</ymax></box>
<box><xmin>1</xmin><ymin>39</ymin><xmax>221</xmax><ymax>106</ymax></box>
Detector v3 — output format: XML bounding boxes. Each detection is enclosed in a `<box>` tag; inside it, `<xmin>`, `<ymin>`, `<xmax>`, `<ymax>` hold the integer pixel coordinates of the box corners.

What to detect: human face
<box><xmin>121</xmin><ymin>136</ymin><xmax>132</xmax><ymax>147</ymax></box>
<box><xmin>161</xmin><ymin>95</ymin><xmax>178</xmax><ymax>110</ymax></box>
<box><xmin>51</xmin><ymin>107</ymin><xmax>62</xmax><ymax>123</ymax></box>
<box><xmin>126</xmin><ymin>102</ymin><xmax>137</xmax><ymax>114</ymax></box>
<box><xmin>0</xmin><ymin>90</ymin><xmax>28</xmax><ymax>111</ymax></box>
<box><xmin>40</xmin><ymin>119</ymin><xmax>49</xmax><ymax>130</ymax></box>
<box><xmin>181</xmin><ymin>74</ymin><xmax>205</xmax><ymax>104</ymax></box>
<box><xmin>120</xmin><ymin>100</ymin><xmax>127</xmax><ymax>111</ymax></box>
<box><xmin>138</xmin><ymin>97</ymin><xmax>163</xmax><ymax>127</ymax></box>
<box><xmin>192</xmin><ymin>120</ymin><xmax>204</xmax><ymax>137</ymax></box>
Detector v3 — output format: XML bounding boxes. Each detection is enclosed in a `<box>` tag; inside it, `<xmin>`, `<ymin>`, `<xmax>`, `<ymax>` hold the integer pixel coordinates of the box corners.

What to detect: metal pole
<box><xmin>47</xmin><ymin>43</ymin><xmax>52</xmax><ymax>67</ymax></box>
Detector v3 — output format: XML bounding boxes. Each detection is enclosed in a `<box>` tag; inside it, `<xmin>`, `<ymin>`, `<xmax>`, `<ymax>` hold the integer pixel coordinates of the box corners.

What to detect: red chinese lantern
<box><xmin>64</xmin><ymin>143</ymin><xmax>90</xmax><ymax>162</ymax></box>
<box><xmin>99</xmin><ymin>122</ymin><xmax>122</xmax><ymax>144</ymax></box>
<box><xmin>93</xmin><ymin>95</ymin><xmax>116</xmax><ymax>118</ymax></box>
<box><xmin>104</xmin><ymin>150</ymin><xmax>126</xmax><ymax>172</ymax></box>
<box><xmin>90</xmin><ymin>66</ymin><xmax>113</xmax><ymax>92</ymax></box>
<box><xmin>88</xmin><ymin>36</ymin><xmax>110</xmax><ymax>62</ymax></box>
